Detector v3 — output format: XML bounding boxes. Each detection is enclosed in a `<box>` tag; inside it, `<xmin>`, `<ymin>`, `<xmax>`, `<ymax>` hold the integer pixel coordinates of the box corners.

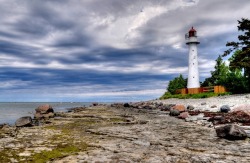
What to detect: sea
<box><xmin>0</xmin><ymin>102</ymin><xmax>94</xmax><ymax>125</ymax></box>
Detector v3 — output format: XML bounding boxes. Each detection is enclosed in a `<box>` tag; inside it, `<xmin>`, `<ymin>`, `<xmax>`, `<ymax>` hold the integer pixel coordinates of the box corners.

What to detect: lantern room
<box><xmin>188</xmin><ymin>27</ymin><xmax>197</xmax><ymax>37</ymax></box>
<box><xmin>186</xmin><ymin>26</ymin><xmax>199</xmax><ymax>45</ymax></box>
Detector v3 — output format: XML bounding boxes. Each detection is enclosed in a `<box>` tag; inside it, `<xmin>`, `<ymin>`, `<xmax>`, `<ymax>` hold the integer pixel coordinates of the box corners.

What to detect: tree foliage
<box><xmin>167</xmin><ymin>74</ymin><xmax>187</xmax><ymax>94</ymax></box>
<box><xmin>201</xmin><ymin>55</ymin><xmax>228</xmax><ymax>87</ymax></box>
<box><xmin>223</xmin><ymin>18</ymin><xmax>250</xmax><ymax>85</ymax></box>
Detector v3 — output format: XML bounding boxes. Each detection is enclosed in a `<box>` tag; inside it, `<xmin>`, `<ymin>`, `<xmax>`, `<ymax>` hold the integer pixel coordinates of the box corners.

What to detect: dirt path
<box><xmin>1</xmin><ymin>105</ymin><xmax>250</xmax><ymax>163</ymax></box>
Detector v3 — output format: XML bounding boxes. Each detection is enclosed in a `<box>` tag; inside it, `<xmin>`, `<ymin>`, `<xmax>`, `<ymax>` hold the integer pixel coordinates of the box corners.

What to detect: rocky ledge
<box><xmin>0</xmin><ymin>95</ymin><xmax>250</xmax><ymax>162</ymax></box>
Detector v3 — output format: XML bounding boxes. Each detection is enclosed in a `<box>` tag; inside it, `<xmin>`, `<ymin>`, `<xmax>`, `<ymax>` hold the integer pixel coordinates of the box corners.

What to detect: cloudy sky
<box><xmin>0</xmin><ymin>0</ymin><xmax>249</xmax><ymax>102</ymax></box>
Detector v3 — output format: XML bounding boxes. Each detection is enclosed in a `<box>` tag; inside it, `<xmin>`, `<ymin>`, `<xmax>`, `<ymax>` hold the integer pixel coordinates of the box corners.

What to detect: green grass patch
<box><xmin>30</xmin><ymin>143</ymin><xmax>84</xmax><ymax>163</ymax></box>
<box><xmin>160</xmin><ymin>92</ymin><xmax>231</xmax><ymax>99</ymax></box>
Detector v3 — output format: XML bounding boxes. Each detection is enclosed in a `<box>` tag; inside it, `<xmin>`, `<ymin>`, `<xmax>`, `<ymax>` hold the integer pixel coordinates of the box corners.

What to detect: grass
<box><xmin>30</xmin><ymin>143</ymin><xmax>87</xmax><ymax>163</ymax></box>
<box><xmin>160</xmin><ymin>92</ymin><xmax>231</xmax><ymax>99</ymax></box>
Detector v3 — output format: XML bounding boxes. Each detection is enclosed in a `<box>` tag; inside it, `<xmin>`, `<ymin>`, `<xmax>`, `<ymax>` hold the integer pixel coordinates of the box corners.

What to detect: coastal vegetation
<box><xmin>161</xmin><ymin>18</ymin><xmax>250</xmax><ymax>99</ymax></box>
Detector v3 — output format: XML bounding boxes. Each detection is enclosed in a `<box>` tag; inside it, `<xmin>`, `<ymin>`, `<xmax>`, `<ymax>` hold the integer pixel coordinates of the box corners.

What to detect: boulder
<box><xmin>35</xmin><ymin>104</ymin><xmax>54</xmax><ymax>114</ymax></box>
<box><xmin>172</xmin><ymin>105</ymin><xmax>186</xmax><ymax>112</ymax></box>
<box><xmin>232</xmin><ymin>104</ymin><xmax>250</xmax><ymax>115</ymax></box>
<box><xmin>123</xmin><ymin>103</ymin><xmax>130</xmax><ymax>107</ymax></box>
<box><xmin>187</xmin><ymin>105</ymin><xmax>195</xmax><ymax>111</ymax></box>
<box><xmin>220</xmin><ymin>105</ymin><xmax>230</xmax><ymax>113</ymax></box>
<box><xmin>92</xmin><ymin>102</ymin><xmax>98</xmax><ymax>106</ymax></box>
<box><xmin>15</xmin><ymin>116</ymin><xmax>33</xmax><ymax>127</ymax></box>
<box><xmin>178</xmin><ymin>112</ymin><xmax>189</xmax><ymax>119</ymax></box>
<box><xmin>34</xmin><ymin>104</ymin><xmax>54</xmax><ymax>120</ymax></box>
<box><xmin>215</xmin><ymin>124</ymin><xmax>247</xmax><ymax>140</ymax></box>
<box><xmin>169</xmin><ymin>109</ymin><xmax>180</xmax><ymax>116</ymax></box>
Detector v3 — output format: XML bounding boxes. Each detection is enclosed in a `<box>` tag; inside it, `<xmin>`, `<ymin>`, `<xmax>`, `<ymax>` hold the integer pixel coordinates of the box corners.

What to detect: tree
<box><xmin>201</xmin><ymin>55</ymin><xmax>229</xmax><ymax>86</ymax></box>
<box><xmin>167</xmin><ymin>74</ymin><xmax>187</xmax><ymax>94</ymax></box>
<box><xmin>223</xmin><ymin>18</ymin><xmax>250</xmax><ymax>88</ymax></box>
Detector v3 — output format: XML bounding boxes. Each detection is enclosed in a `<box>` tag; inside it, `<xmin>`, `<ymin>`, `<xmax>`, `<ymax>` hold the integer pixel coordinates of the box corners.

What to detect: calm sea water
<box><xmin>0</xmin><ymin>102</ymin><xmax>92</xmax><ymax>125</ymax></box>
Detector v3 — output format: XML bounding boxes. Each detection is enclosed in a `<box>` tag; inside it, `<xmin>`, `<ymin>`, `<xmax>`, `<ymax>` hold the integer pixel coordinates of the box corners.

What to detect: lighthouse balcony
<box><xmin>186</xmin><ymin>36</ymin><xmax>200</xmax><ymax>44</ymax></box>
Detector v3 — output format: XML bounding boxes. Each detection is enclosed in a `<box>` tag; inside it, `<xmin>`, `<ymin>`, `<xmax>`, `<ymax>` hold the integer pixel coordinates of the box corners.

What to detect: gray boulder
<box><xmin>215</xmin><ymin>124</ymin><xmax>247</xmax><ymax>140</ymax></box>
<box><xmin>15</xmin><ymin>116</ymin><xmax>33</xmax><ymax>127</ymax></box>
<box><xmin>220</xmin><ymin>105</ymin><xmax>230</xmax><ymax>113</ymax></box>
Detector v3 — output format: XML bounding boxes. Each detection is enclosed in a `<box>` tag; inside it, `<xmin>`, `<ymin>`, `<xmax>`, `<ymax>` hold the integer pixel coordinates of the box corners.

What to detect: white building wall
<box><xmin>187</xmin><ymin>43</ymin><xmax>200</xmax><ymax>88</ymax></box>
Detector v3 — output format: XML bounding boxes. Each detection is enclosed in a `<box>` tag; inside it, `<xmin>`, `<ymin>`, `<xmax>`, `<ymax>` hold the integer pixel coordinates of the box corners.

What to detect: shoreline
<box><xmin>0</xmin><ymin>94</ymin><xmax>250</xmax><ymax>162</ymax></box>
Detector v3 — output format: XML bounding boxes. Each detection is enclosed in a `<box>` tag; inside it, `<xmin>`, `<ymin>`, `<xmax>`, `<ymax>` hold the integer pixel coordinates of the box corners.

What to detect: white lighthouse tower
<box><xmin>185</xmin><ymin>27</ymin><xmax>200</xmax><ymax>88</ymax></box>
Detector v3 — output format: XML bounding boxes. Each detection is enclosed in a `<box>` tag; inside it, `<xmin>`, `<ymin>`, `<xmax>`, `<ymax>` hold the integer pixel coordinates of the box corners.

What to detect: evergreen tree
<box><xmin>201</xmin><ymin>55</ymin><xmax>229</xmax><ymax>86</ymax></box>
<box><xmin>223</xmin><ymin>18</ymin><xmax>250</xmax><ymax>89</ymax></box>
<box><xmin>167</xmin><ymin>74</ymin><xmax>187</xmax><ymax>94</ymax></box>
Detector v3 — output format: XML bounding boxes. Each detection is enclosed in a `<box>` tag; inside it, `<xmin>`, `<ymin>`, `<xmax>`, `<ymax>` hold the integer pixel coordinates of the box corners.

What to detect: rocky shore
<box><xmin>1</xmin><ymin>94</ymin><xmax>250</xmax><ymax>162</ymax></box>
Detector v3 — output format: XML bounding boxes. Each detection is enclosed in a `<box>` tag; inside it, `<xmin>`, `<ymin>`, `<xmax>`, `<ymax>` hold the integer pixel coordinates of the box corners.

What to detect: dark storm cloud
<box><xmin>0</xmin><ymin>0</ymin><xmax>250</xmax><ymax>101</ymax></box>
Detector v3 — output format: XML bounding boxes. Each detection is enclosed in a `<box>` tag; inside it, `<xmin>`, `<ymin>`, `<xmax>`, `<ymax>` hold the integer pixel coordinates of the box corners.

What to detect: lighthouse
<box><xmin>185</xmin><ymin>27</ymin><xmax>200</xmax><ymax>88</ymax></box>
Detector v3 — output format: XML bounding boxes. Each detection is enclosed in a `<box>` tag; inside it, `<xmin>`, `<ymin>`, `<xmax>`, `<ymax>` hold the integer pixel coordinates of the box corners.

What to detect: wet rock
<box><xmin>220</xmin><ymin>105</ymin><xmax>230</xmax><ymax>113</ymax></box>
<box><xmin>187</xmin><ymin>105</ymin><xmax>195</xmax><ymax>111</ymax></box>
<box><xmin>172</xmin><ymin>105</ymin><xmax>186</xmax><ymax>112</ymax></box>
<box><xmin>169</xmin><ymin>109</ymin><xmax>180</xmax><ymax>116</ymax></box>
<box><xmin>15</xmin><ymin>116</ymin><xmax>33</xmax><ymax>127</ymax></box>
<box><xmin>178</xmin><ymin>112</ymin><xmax>189</xmax><ymax>119</ymax></box>
<box><xmin>215</xmin><ymin>124</ymin><xmax>247</xmax><ymax>140</ymax></box>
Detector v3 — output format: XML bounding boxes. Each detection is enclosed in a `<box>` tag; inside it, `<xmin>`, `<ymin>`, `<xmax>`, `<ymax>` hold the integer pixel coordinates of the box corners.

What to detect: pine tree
<box><xmin>223</xmin><ymin>18</ymin><xmax>250</xmax><ymax>89</ymax></box>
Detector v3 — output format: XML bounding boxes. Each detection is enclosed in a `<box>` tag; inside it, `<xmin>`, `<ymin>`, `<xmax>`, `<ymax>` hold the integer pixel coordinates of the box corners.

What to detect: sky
<box><xmin>0</xmin><ymin>0</ymin><xmax>249</xmax><ymax>102</ymax></box>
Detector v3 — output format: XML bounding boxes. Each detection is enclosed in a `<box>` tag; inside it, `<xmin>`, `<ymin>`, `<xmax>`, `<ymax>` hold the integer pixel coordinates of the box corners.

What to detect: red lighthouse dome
<box><xmin>188</xmin><ymin>27</ymin><xmax>197</xmax><ymax>37</ymax></box>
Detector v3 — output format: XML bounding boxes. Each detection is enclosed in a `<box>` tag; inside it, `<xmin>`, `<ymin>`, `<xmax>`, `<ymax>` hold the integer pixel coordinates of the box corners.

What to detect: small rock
<box><xmin>123</xmin><ymin>103</ymin><xmax>130</xmax><ymax>107</ymax></box>
<box><xmin>211</xmin><ymin>105</ymin><xmax>217</xmax><ymax>108</ymax></box>
<box><xmin>169</xmin><ymin>109</ymin><xmax>180</xmax><ymax>116</ymax></box>
<box><xmin>178</xmin><ymin>112</ymin><xmax>189</xmax><ymax>119</ymax></box>
<box><xmin>187</xmin><ymin>105</ymin><xmax>195</xmax><ymax>111</ymax></box>
<box><xmin>161</xmin><ymin>104</ymin><xmax>175</xmax><ymax>111</ymax></box>
<box><xmin>92</xmin><ymin>102</ymin><xmax>98</xmax><ymax>106</ymax></box>
<box><xmin>15</xmin><ymin>116</ymin><xmax>33</xmax><ymax>127</ymax></box>
<box><xmin>220</xmin><ymin>105</ymin><xmax>230</xmax><ymax>113</ymax></box>
<box><xmin>215</xmin><ymin>124</ymin><xmax>247</xmax><ymax>140</ymax></box>
<box><xmin>201</xmin><ymin>102</ymin><xmax>206</xmax><ymax>105</ymax></box>
<box><xmin>208</xmin><ymin>116</ymin><xmax>225</xmax><ymax>125</ymax></box>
